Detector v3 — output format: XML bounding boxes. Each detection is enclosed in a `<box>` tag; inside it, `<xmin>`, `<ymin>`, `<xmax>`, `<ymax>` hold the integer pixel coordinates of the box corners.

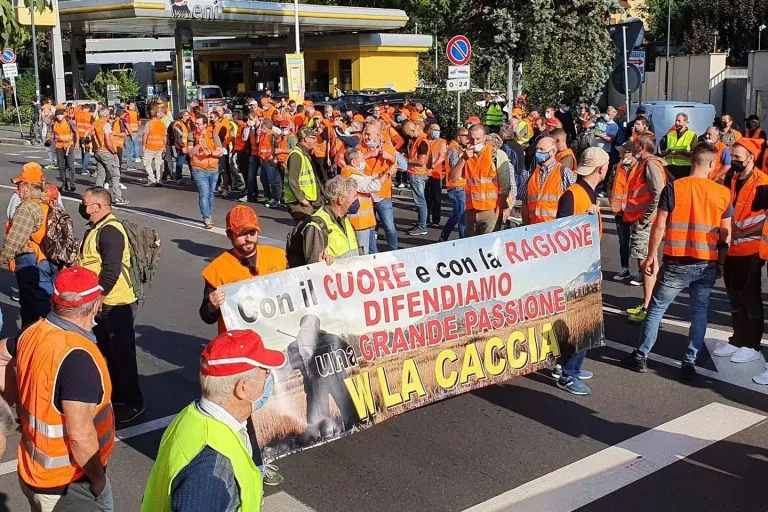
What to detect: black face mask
<box><xmin>78</xmin><ymin>204</ymin><xmax>90</xmax><ymax>220</ymax></box>
<box><xmin>731</xmin><ymin>160</ymin><xmax>746</xmax><ymax>173</ymax></box>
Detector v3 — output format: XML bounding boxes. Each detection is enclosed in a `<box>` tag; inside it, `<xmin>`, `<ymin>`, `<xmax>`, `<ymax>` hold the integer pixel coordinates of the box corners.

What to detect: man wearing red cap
<box><xmin>0</xmin><ymin>266</ymin><xmax>115</xmax><ymax>511</ymax></box>
<box><xmin>142</xmin><ymin>330</ymin><xmax>285</xmax><ymax>511</ymax></box>
<box><xmin>0</xmin><ymin>163</ymin><xmax>56</xmax><ymax>328</ymax></box>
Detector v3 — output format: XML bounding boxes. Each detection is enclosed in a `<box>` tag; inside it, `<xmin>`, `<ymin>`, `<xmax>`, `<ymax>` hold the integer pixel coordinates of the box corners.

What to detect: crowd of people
<box><xmin>0</xmin><ymin>90</ymin><xmax>767</xmax><ymax>511</ymax></box>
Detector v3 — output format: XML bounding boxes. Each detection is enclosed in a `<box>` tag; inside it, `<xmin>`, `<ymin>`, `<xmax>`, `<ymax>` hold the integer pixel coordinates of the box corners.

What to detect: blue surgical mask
<box><xmin>251</xmin><ymin>373</ymin><xmax>274</xmax><ymax>413</ymax></box>
<box><xmin>397</xmin><ymin>115</ymin><xmax>406</xmax><ymax>122</ymax></box>
<box><xmin>347</xmin><ymin>198</ymin><xmax>361</xmax><ymax>215</ymax></box>
<box><xmin>432</xmin><ymin>130</ymin><xmax>440</xmax><ymax>138</ymax></box>
<box><xmin>365</xmin><ymin>139</ymin><xmax>377</xmax><ymax>148</ymax></box>
<box><xmin>535</xmin><ymin>151</ymin><xmax>551</xmax><ymax>164</ymax></box>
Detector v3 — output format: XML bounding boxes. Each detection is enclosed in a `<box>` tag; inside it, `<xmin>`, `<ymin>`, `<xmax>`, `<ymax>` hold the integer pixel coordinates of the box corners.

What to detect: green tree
<box><xmin>14</xmin><ymin>71</ymin><xmax>36</xmax><ymax>103</ymax></box>
<box><xmin>0</xmin><ymin>0</ymin><xmax>23</xmax><ymax>48</ymax></box>
<box><xmin>82</xmin><ymin>70</ymin><xmax>141</xmax><ymax>103</ymax></box>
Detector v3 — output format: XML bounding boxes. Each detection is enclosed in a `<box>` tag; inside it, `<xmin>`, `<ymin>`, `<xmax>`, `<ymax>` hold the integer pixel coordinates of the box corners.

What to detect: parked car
<box><xmin>191</xmin><ymin>85</ymin><xmax>226</xmax><ymax>112</ymax></box>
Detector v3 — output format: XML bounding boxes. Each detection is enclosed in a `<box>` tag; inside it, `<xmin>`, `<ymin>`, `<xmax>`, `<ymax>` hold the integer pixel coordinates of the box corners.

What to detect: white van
<box><xmin>630</xmin><ymin>101</ymin><xmax>716</xmax><ymax>147</ymax></box>
<box><xmin>194</xmin><ymin>85</ymin><xmax>226</xmax><ymax>112</ymax></box>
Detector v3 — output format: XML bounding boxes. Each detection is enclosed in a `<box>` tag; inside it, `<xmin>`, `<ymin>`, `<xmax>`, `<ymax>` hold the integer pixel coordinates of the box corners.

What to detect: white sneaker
<box><xmin>730</xmin><ymin>346</ymin><xmax>762</xmax><ymax>363</ymax></box>
<box><xmin>119</xmin><ymin>183</ymin><xmax>127</xmax><ymax>190</ymax></box>
<box><xmin>712</xmin><ymin>343</ymin><xmax>738</xmax><ymax>357</ymax></box>
<box><xmin>752</xmin><ymin>369</ymin><xmax>768</xmax><ymax>385</ymax></box>
<box><xmin>104</xmin><ymin>182</ymin><xmax>110</xmax><ymax>189</ymax></box>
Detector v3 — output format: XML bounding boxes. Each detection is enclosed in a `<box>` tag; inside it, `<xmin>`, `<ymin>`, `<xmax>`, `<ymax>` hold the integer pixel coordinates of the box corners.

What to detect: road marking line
<box><xmin>0</xmin><ymin>413</ymin><xmax>178</xmax><ymax>477</ymax></box>
<box><xmin>4</xmin><ymin>153</ymin><xmax>20</xmax><ymax>157</ymax></box>
<box><xmin>263</xmin><ymin>491</ymin><xmax>316</xmax><ymax>512</ymax></box>
<box><xmin>463</xmin><ymin>403</ymin><xmax>766</xmax><ymax>512</ymax></box>
<box><xmin>0</xmin><ymin>184</ymin><xmax>285</xmax><ymax>247</ymax></box>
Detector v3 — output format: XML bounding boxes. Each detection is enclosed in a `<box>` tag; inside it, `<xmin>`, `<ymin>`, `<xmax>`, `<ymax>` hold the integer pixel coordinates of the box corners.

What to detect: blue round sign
<box><xmin>1</xmin><ymin>48</ymin><xmax>16</xmax><ymax>64</ymax></box>
<box><xmin>446</xmin><ymin>36</ymin><xmax>471</xmax><ymax>66</ymax></box>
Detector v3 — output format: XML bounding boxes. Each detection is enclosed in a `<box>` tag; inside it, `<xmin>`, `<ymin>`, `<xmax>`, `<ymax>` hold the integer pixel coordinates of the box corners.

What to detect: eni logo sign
<box><xmin>169</xmin><ymin>0</ymin><xmax>222</xmax><ymax>20</ymax></box>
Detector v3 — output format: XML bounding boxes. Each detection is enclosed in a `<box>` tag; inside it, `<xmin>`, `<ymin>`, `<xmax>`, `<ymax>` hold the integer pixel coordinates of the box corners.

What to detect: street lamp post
<box><xmin>713</xmin><ymin>30</ymin><xmax>719</xmax><ymax>53</ymax></box>
<box><xmin>294</xmin><ymin>0</ymin><xmax>300</xmax><ymax>53</ymax></box>
<box><xmin>664</xmin><ymin>0</ymin><xmax>671</xmax><ymax>99</ymax></box>
<box><xmin>29</xmin><ymin>0</ymin><xmax>42</xmax><ymax>104</ymax></box>
<box><xmin>760</xmin><ymin>24</ymin><xmax>766</xmax><ymax>51</ymax></box>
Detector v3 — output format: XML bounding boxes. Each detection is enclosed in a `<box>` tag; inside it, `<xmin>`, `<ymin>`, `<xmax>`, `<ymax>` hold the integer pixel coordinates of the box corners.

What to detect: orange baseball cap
<box><xmin>12</xmin><ymin>162</ymin><xmax>45</xmax><ymax>184</ymax></box>
<box><xmin>303</xmin><ymin>100</ymin><xmax>314</xmax><ymax>108</ymax></box>
<box><xmin>260</xmin><ymin>97</ymin><xmax>271</xmax><ymax>106</ymax></box>
<box><xmin>226</xmin><ymin>205</ymin><xmax>261</xmax><ymax>234</ymax></box>
<box><xmin>736</xmin><ymin>138</ymin><xmax>761</xmax><ymax>159</ymax></box>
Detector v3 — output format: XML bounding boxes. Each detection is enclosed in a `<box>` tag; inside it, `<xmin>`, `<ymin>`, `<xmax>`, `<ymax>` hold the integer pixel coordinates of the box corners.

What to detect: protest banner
<box><xmin>220</xmin><ymin>214</ymin><xmax>604</xmax><ymax>462</ymax></box>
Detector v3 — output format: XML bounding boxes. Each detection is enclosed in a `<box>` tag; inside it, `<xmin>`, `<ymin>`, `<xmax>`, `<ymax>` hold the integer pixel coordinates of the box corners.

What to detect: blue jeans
<box><xmin>192</xmin><ymin>168</ymin><xmax>219</xmax><ymax>220</ymax></box>
<box><xmin>175</xmin><ymin>152</ymin><xmax>186</xmax><ymax>180</ymax></box>
<box><xmin>636</xmin><ymin>261</ymin><xmax>717</xmax><ymax>364</ymax></box>
<box><xmin>261</xmin><ymin>160</ymin><xmax>279</xmax><ymax>201</ymax></box>
<box><xmin>15</xmin><ymin>253</ymin><xmax>56</xmax><ymax>328</ymax></box>
<box><xmin>616</xmin><ymin>213</ymin><xmax>631</xmax><ymax>269</ymax></box>
<box><xmin>125</xmin><ymin>136</ymin><xmax>140</xmax><ymax>162</ymax></box>
<box><xmin>247</xmin><ymin>155</ymin><xmax>260</xmax><ymax>199</ymax></box>
<box><xmin>441</xmin><ymin>188</ymin><xmax>466</xmax><ymax>240</ymax></box>
<box><xmin>371</xmin><ymin>199</ymin><xmax>398</xmax><ymax>253</ymax></box>
<box><xmin>562</xmin><ymin>351</ymin><xmax>587</xmax><ymax>379</ymax></box>
<box><xmin>80</xmin><ymin>146</ymin><xmax>91</xmax><ymax>173</ymax></box>
<box><xmin>409</xmin><ymin>174</ymin><xmax>428</xmax><ymax>230</ymax></box>
<box><xmin>356</xmin><ymin>228</ymin><xmax>371</xmax><ymax>255</ymax></box>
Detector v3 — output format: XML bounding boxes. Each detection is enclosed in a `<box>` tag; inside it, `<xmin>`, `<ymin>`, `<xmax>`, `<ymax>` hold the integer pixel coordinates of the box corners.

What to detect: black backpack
<box><xmin>285</xmin><ymin>215</ymin><xmax>328</xmax><ymax>269</ymax></box>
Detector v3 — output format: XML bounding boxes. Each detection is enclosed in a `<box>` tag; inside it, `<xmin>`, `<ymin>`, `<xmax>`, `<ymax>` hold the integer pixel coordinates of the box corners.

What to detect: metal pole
<box><xmin>507</xmin><ymin>58</ymin><xmax>515</xmax><ymax>115</ymax></box>
<box><xmin>664</xmin><ymin>0</ymin><xmax>671</xmax><ymax>100</ymax></box>
<box><xmin>760</xmin><ymin>30</ymin><xmax>763</xmax><ymax>51</ymax></box>
<box><xmin>457</xmin><ymin>91</ymin><xmax>461</xmax><ymax>128</ymax></box>
<box><xmin>51</xmin><ymin>0</ymin><xmax>66</xmax><ymax>102</ymax></box>
<box><xmin>434</xmin><ymin>38</ymin><xmax>438</xmax><ymax>71</ymax></box>
<box><xmin>30</xmin><ymin>0</ymin><xmax>41</xmax><ymax>104</ymax></box>
<box><xmin>622</xmin><ymin>26</ymin><xmax>630</xmax><ymax>119</ymax></box>
<box><xmin>293</xmin><ymin>0</ymin><xmax>300</xmax><ymax>53</ymax></box>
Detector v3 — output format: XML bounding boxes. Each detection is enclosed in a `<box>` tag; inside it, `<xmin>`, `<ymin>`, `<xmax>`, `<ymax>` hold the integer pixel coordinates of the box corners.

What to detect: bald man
<box><xmin>522</xmin><ymin>136</ymin><xmax>577</xmax><ymax>225</ymax></box>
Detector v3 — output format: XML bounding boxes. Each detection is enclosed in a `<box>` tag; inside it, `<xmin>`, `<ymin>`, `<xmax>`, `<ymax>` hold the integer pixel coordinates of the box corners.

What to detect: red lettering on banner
<box><xmin>505</xmin><ymin>223</ymin><xmax>594</xmax><ymax>265</ymax></box>
<box><xmin>324</xmin><ymin>264</ymin><xmax>413</xmax><ymax>301</ymax></box>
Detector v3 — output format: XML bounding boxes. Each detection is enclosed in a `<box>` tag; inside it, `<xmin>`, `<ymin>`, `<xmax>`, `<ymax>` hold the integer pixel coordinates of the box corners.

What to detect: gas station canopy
<box><xmin>59</xmin><ymin>0</ymin><xmax>410</xmax><ymax>37</ymax></box>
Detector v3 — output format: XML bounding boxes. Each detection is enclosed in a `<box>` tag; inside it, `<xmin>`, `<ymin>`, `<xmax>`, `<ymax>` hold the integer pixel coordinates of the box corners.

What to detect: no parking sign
<box><xmin>0</xmin><ymin>48</ymin><xmax>16</xmax><ymax>65</ymax></box>
<box><xmin>446</xmin><ymin>36</ymin><xmax>471</xmax><ymax>66</ymax></box>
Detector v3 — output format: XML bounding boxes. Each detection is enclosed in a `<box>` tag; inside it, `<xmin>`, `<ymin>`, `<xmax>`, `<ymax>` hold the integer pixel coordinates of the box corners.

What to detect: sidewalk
<box><xmin>0</xmin><ymin>124</ymin><xmax>33</xmax><ymax>146</ymax></box>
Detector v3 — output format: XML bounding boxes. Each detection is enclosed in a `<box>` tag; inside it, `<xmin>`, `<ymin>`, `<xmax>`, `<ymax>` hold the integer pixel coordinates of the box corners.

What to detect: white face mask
<box><xmin>621</xmin><ymin>157</ymin><xmax>633</xmax><ymax>166</ymax></box>
<box><xmin>357</xmin><ymin>161</ymin><xmax>366</xmax><ymax>172</ymax></box>
<box><xmin>282</xmin><ymin>129</ymin><xmax>289</xmax><ymax>136</ymax></box>
<box><xmin>473</xmin><ymin>143</ymin><xmax>485</xmax><ymax>153</ymax></box>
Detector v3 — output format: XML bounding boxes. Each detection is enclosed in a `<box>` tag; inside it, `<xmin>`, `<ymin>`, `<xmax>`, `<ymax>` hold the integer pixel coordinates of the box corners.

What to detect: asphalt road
<box><xmin>0</xmin><ymin>144</ymin><xmax>765</xmax><ymax>512</ymax></box>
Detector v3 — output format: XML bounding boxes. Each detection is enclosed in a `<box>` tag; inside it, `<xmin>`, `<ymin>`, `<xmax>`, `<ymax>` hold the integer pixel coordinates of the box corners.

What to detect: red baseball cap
<box><xmin>201</xmin><ymin>330</ymin><xmax>286</xmax><ymax>376</ymax></box>
<box><xmin>52</xmin><ymin>266</ymin><xmax>103</xmax><ymax>307</ymax></box>
<box><xmin>226</xmin><ymin>205</ymin><xmax>261</xmax><ymax>235</ymax></box>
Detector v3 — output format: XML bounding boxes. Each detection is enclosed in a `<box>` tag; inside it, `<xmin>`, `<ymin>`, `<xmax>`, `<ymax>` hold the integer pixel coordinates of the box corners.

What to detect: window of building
<box><xmin>340</xmin><ymin>60</ymin><xmax>352</xmax><ymax>92</ymax></box>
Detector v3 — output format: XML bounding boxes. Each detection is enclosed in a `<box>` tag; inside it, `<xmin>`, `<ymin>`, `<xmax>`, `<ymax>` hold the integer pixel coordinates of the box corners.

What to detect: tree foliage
<box><xmin>0</xmin><ymin>0</ymin><xmax>23</xmax><ymax>48</ymax></box>
<box><xmin>82</xmin><ymin>70</ymin><xmax>141</xmax><ymax>103</ymax></box>
<box><xmin>14</xmin><ymin>71</ymin><xmax>37</xmax><ymax>104</ymax></box>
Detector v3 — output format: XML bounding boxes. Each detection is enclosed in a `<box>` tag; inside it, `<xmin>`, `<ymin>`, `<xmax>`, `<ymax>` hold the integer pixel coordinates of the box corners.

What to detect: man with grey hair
<box><xmin>93</xmin><ymin>107</ymin><xmax>128</xmax><ymax>205</ymax></box>
<box><xmin>0</xmin><ymin>266</ymin><xmax>116</xmax><ymax>511</ymax></box>
<box><xmin>142</xmin><ymin>330</ymin><xmax>285</xmax><ymax>510</ymax></box>
<box><xmin>300</xmin><ymin>175</ymin><xmax>360</xmax><ymax>265</ymax></box>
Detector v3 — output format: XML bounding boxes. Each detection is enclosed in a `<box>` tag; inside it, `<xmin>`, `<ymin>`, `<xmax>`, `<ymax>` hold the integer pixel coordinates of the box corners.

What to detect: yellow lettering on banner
<box><xmin>526</xmin><ymin>326</ymin><xmax>539</xmax><ymax>364</ymax></box>
<box><xmin>539</xmin><ymin>322</ymin><xmax>561</xmax><ymax>360</ymax></box>
<box><xmin>435</xmin><ymin>349</ymin><xmax>459</xmax><ymax>389</ymax></box>
<box><xmin>401</xmin><ymin>359</ymin><xmax>427</xmax><ymax>401</ymax></box>
<box><xmin>343</xmin><ymin>372</ymin><xmax>377</xmax><ymax>420</ymax></box>
<box><xmin>506</xmin><ymin>330</ymin><xmax>528</xmax><ymax>369</ymax></box>
<box><xmin>377</xmin><ymin>366</ymin><xmax>403</xmax><ymax>408</ymax></box>
<box><xmin>459</xmin><ymin>343</ymin><xmax>485</xmax><ymax>385</ymax></box>
<box><xmin>484</xmin><ymin>336</ymin><xmax>506</xmax><ymax>376</ymax></box>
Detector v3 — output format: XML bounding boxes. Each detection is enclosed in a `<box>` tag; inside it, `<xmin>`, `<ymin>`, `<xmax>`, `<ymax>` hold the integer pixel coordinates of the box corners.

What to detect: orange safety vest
<box><xmin>331</xmin><ymin>138</ymin><xmax>346</xmax><ymax>169</ymax></box>
<box><xmin>214</xmin><ymin>119</ymin><xmax>230</xmax><ymax>148</ymax></box>
<box><xmin>623</xmin><ymin>156</ymin><xmax>668</xmax><ymax>223</ymax></box>
<box><xmin>527</xmin><ymin>162</ymin><xmax>565</xmax><ymax>224</ymax></box>
<box><xmin>729</xmin><ymin>169</ymin><xmax>768</xmax><ymax>256</ymax></box>
<box><xmin>275</xmin><ymin>135</ymin><xmax>293</xmax><ymax>165</ymax></box>
<box><xmin>74</xmin><ymin>110</ymin><xmax>93</xmax><ymax>138</ymax></box>
<box><xmin>364</xmin><ymin>143</ymin><xmax>396</xmax><ymax>201</ymax></box>
<box><xmin>567</xmin><ymin>182</ymin><xmax>603</xmax><ymax>237</ymax></box>
<box><xmin>257</xmin><ymin>131</ymin><xmax>274</xmax><ymax>160</ymax></box>
<box><xmin>7</xmin><ymin>199</ymin><xmax>49</xmax><ymax>272</ymax></box>
<box><xmin>465</xmin><ymin>145</ymin><xmax>498</xmax><ymax>211</ymax></box>
<box><xmin>233</xmin><ymin>121</ymin><xmax>248</xmax><ymax>153</ymax></box>
<box><xmin>340</xmin><ymin>165</ymin><xmax>376</xmax><ymax>231</ymax></box>
<box><xmin>429</xmin><ymin>138</ymin><xmax>447</xmax><ymax>180</ymax></box>
<box><xmin>93</xmin><ymin>118</ymin><xmax>114</xmax><ymax>153</ymax></box>
<box><xmin>408</xmin><ymin>135</ymin><xmax>430</xmax><ymax>175</ymax></box>
<box><xmin>112</xmin><ymin>119</ymin><xmax>126</xmax><ymax>149</ymax></box>
<box><xmin>708</xmin><ymin>141</ymin><xmax>729</xmax><ymax>182</ymax></box>
<box><xmin>555</xmin><ymin>148</ymin><xmax>576</xmax><ymax>170</ymax></box>
<box><xmin>52</xmin><ymin>120</ymin><xmax>74</xmax><ymax>149</ymax></box>
<box><xmin>173</xmin><ymin>119</ymin><xmax>190</xmax><ymax>150</ymax></box>
<box><xmin>190</xmin><ymin>128</ymin><xmax>219</xmax><ymax>170</ymax></box>
<box><xmin>144</xmin><ymin>119</ymin><xmax>166</xmax><ymax>151</ymax></box>
<box><xmin>610</xmin><ymin>162</ymin><xmax>635</xmax><ymax>214</ymax></box>
<box><xmin>15</xmin><ymin>318</ymin><xmax>114</xmax><ymax>490</ymax></box>
<box><xmin>445</xmin><ymin>141</ymin><xmax>466</xmax><ymax>188</ymax></box>
<box><xmin>382</xmin><ymin>126</ymin><xmax>405</xmax><ymax>151</ymax></box>
<box><xmin>202</xmin><ymin>247</ymin><xmax>287</xmax><ymax>333</ymax></box>
<box><xmin>663</xmin><ymin>177</ymin><xmax>730</xmax><ymax>261</ymax></box>
<box><xmin>127</xmin><ymin>110</ymin><xmax>139</xmax><ymax>133</ymax></box>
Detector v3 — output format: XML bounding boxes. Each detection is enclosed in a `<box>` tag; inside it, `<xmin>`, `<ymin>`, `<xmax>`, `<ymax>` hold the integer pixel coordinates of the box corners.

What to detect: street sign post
<box><xmin>629</xmin><ymin>49</ymin><xmax>646</xmax><ymax>83</ymax></box>
<box><xmin>2</xmin><ymin>63</ymin><xmax>19</xmax><ymax>79</ymax></box>
<box><xmin>0</xmin><ymin>48</ymin><xmax>16</xmax><ymax>64</ymax></box>
<box><xmin>446</xmin><ymin>36</ymin><xmax>472</xmax><ymax>127</ymax></box>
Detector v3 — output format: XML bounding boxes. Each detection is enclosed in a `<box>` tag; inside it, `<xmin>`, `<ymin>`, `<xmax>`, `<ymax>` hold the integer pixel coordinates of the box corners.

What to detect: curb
<box><xmin>0</xmin><ymin>138</ymin><xmax>32</xmax><ymax>146</ymax></box>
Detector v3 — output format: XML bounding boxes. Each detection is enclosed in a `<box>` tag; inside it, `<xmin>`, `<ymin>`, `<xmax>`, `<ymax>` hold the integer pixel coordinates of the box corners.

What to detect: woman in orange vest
<box><xmin>623</xmin><ymin>143</ymin><xmax>732</xmax><ymax>379</ymax></box>
<box><xmin>51</xmin><ymin>108</ymin><xmax>79</xmax><ymax>192</ymax></box>
<box><xmin>426</xmin><ymin>123</ymin><xmax>447</xmax><ymax>228</ymax></box>
<box><xmin>74</xmin><ymin>105</ymin><xmax>94</xmax><ymax>176</ymax></box>
<box><xmin>713</xmin><ymin>139</ymin><xmax>768</xmax><ymax>365</ymax></box>
<box><xmin>339</xmin><ymin>149</ymin><xmax>392</xmax><ymax>254</ymax></box>
<box><xmin>552</xmin><ymin>147</ymin><xmax>610</xmax><ymax>396</ymax></box>
<box><xmin>189</xmin><ymin>116</ymin><xmax>223</xmax><ymax>229</ymax></box>
<box><xmin>609</xmin><ymin>141</ymin><xmax>639</xmax><ymax>281</ymax></box>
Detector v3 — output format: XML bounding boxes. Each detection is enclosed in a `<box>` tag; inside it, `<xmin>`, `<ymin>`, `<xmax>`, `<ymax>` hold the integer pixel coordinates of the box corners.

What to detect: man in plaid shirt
<box><xmin>0</xmin><ymin>163</ymin><xmax>56</xmax><ymax>328</ymax></box>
